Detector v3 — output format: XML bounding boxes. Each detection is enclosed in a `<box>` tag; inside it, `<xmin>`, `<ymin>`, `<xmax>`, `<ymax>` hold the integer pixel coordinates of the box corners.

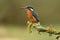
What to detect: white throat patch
<box><xmin>30</xmin><ymin>9</ymin><xmax>33</xmax><ymax>11</ymax></box>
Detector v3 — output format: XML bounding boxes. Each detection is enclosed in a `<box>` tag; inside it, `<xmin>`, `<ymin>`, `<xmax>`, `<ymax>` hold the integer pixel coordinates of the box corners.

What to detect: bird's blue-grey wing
<box><xmin>32</xmin><ymin>11</ymin><xmax>40</xmax><ymax>22</ymax></box>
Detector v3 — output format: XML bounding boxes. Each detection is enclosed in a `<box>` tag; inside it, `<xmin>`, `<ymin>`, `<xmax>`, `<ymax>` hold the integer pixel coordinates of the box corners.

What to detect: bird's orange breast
<box><xmin>27</xmin><ymin>10</ymin><xmax>37</xmax><ymax>23</ymax></box>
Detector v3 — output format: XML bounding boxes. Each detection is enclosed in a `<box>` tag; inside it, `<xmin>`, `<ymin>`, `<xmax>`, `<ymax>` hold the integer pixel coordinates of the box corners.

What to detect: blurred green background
<box><xmin>0</xmin><ymin>0</ymin><xmax>60</xmax><ymax>40</ymax></box>
<box><xmin>0</xmin><ymin>0</ymin><xmax>60</xmax><ymax>25</ymax></box>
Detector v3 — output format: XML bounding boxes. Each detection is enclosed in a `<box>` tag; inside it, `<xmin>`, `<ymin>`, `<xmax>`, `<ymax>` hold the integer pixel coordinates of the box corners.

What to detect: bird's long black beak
<box><xmin>17</xmin><ymin>7</ymin><xmax>26</xmax><ymax>10</ymax></box>
<box><xmin>18</xmin><ymin>6</ymin><xmax>27</xmax><ymax>10</ymax></box>
<box><xmin>20</xmin><ymin>7</ymin><xmax>27</xmax><ymax>9</ymax></box>
<box><xmin>20</xmin><ymin>7</ymin><xmax>28</xmax><ymax>11</ymax></box>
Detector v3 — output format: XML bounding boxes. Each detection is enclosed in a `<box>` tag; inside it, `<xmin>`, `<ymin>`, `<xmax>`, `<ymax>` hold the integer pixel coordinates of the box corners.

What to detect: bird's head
<box><xmin>21</xmin><ymin>5</ymin><xmax>34</xmax><ymax>11</ymax></box>
<box><xmin>26</xmin><ymin>6</ymin><xmax>34</xmax><ymax>11</ymax></box>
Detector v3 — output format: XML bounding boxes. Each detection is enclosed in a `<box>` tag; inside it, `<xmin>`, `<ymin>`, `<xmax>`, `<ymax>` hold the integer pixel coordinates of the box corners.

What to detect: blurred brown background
<box><xmin>0</xmin><ymin>0</ymin><xmax>60</xmax><ymax>25</ymax></box>
<box><xmin>0</xmin><ymin>0</ymin><xmax>60</xmax><ymax>40</ymax></box>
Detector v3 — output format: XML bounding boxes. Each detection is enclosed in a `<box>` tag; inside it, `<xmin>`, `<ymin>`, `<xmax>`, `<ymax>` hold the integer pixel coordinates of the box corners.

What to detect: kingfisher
<box><xmin>21</xmin><ymin>5</ymin><xmax>40</xmax><ymax>33</ymax></box>
<box><xmin>26</xmin><ymin>6</ymin><xmax>40</xmax><ymax>23</ymax></box>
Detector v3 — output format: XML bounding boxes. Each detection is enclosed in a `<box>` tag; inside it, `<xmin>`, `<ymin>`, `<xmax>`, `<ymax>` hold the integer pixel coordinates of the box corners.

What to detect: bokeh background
<box><xmin>0</xmin><ymin>0</ymin><xmax>60</xmax><ymax>40</ymax></box>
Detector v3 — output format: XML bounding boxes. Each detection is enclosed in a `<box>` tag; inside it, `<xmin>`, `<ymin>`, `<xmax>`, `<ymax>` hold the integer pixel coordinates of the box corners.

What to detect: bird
<box><xmin>26</xmin><ymin>5</ymin><xmax>41</xmax><ymax>33</ymax></box>
<box><xmin>21</xmin><ymin>5</ymin><xmax>40</xmax><ymax>33</ymax></box>
<box><xmin>21</xmin><ymin>5</ymin><xmax>40</xmax><ymax>23</ymax></box>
